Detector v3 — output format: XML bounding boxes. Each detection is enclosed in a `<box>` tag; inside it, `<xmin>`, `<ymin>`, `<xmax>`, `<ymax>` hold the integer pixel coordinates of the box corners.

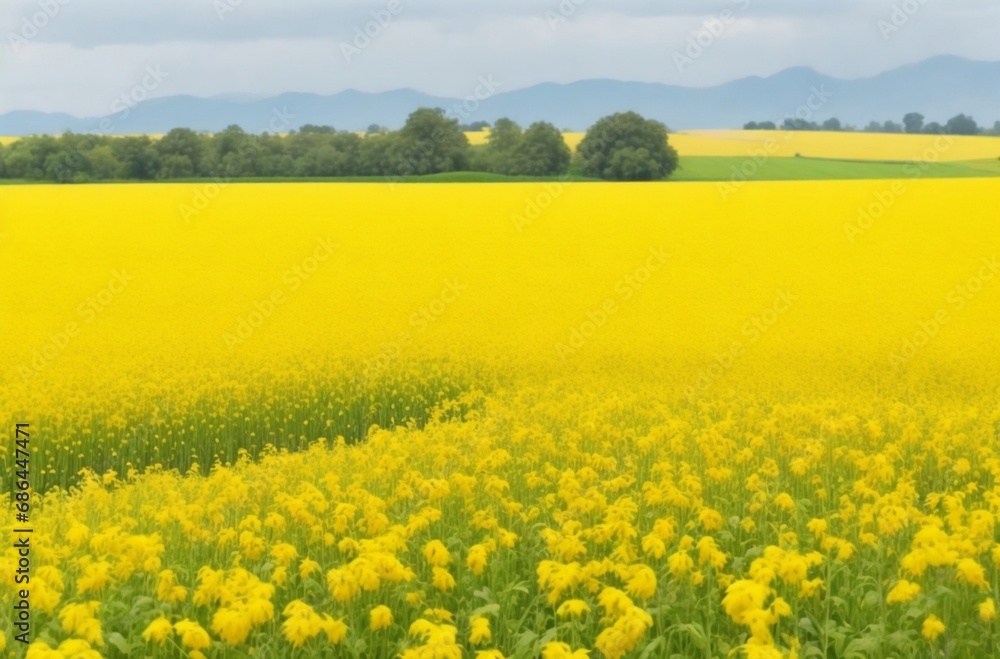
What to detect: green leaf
<box><xmin>639</xmin><ymin>637</ymin><xmax>665</xmax><ymax>659</ymax></box>
<box><xmin>107</xmin><ymin>632</ymin><xmax>132</xmax><ymax>655</ymax></box>
<box><xmin>513</xmin><ymin>629</ymin><xmax>538</xmax><ymax>657</ymax></box>
<box><xmin>679</xmin><ymin>623</ymin><xmax>708</xmax><ymax>649</ymax></box>
<box><xmin>537</xmin><ymin>626</ymin><xmax>560</xmax><ymax>648</ymax></box>
<box><xmin>887</xmin><ymin>630</ymin><xmax>913</xmax><ymax>646</ymax></box>
<box><xmin>861</xmin><ymin>590</ymin><xmax>882</xmax><ymax>609</ymax></box>
<box><xmin>471</xmin><ymin>603</ymin><xmax>501</xmax><ymax>618</ymax></box>
<box><xmin>843</xmin><ymin>636</ymin><xmax>880</xmax><ymax>657</ymax></box>
<box><xmin>128</xmin><ymin>595</ymin><xmax>155</xmax><ymax>615</ymax></box>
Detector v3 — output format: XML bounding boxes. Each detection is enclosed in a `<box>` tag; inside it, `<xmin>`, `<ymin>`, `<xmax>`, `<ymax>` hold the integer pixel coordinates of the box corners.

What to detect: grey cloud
<box><xmin>1</xmin><ymin>0</ymin><xmax>981</xmax><ymax>47</ymax></box>
<box><xmin>0</xmin><ymin>0</ymin><xmax>998</xmax><ymax>115</ymax></box>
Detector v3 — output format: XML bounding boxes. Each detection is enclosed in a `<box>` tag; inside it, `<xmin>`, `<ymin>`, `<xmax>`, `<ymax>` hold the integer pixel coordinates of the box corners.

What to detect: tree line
<box><xmin>0</xmin><ymin>109</ymin><xmax>678</xmax><ymax>183</ymax></box>
<box><xmin>745</xmin><ymin>112</ymin><xmax>999</xmax><ymax>136</ymax></box>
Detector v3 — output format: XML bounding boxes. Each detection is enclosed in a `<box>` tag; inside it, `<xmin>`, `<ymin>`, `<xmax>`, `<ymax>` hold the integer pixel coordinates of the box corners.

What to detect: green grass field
<box><xmin>670</xmin><ymin>156</ymin><xmax>1000</xmax><ymax>181</ymax></box>
<box><xmin>2</xmin><ymin>158</ymin><xmax>998</xmax><ymax>185</ymax></box>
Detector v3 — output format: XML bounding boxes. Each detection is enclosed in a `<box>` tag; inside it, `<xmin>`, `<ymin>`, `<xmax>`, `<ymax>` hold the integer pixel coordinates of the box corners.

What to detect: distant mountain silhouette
<box><xmin>2</xmin><ymin>56</ymin><xmax>998</xmax><ymax>135</ymax></box>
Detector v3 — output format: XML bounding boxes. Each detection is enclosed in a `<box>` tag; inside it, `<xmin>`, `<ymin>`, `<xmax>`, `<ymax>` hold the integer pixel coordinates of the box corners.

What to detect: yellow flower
<box><xmin>740</xmin><ymin>639</ymin><xmax>784</xmax><ymax>659</ymax></box>
<box><xmin>467</xmin><ymin>544</ymin><xmax>490</xmax><ymax>575</ymax></box>
<box><xmin>156</xmin><ymin>569</ymin><xmax>188</xmax><ymax>603</ymax></box>
<box><xmin>476</xmin><ymin>651</ymin><xmax>506</xmax><ymax>659</ymax></box>
<box><xmin>58</xmin><ymin>601</ymin><xmax>100</xmax><ymax>635</ymax></box>
<box><xmin>424</xmin><ymin>608</ymin><xmax>454</xmax><ymax>622</ymax></box>
<box><xmin>76</xmin><ymin>562</ymin><xmax>112</xmax><ymax>594</ymax></box>
<box><xmin>469</xmin><ymin>615</ymin><xmax>492</xmax><ymax>645</ymax></box>
<box><xmin>598</xmin><ymin>587</ymin><xmax>634</xmax><ymax>619</ymax></box>
<box><xmin>921</xmin><ymin>615</ymin><xmax>946</xmax><ymax>641</ymax></box>
<box><xmin>722</xmin><ymin>580</ymin><xmax>770</xmax><ymax>625</ymax></box>
<box><xmin>770</xmin><ymin>597</ymin><xmax>792</xmax><ymax>618</ymax></box>
<box><xmin>282</xmin><ymin>611</ymin><xmax>321</xmax><ymax>648</ymax></box>
<box><xmin>667</xmin><ymin>551</ymin><xmax>694</xmax><ymax>579</ymax></box>
<box><xmin>777</xmin><ymin>553</ymin><xmax>809</xmax><ymax>586</ymax></box>
<box><xmin>699</xmin><ymin>508</ymin><xmax>724</xmax><ymax>531</ymax></box>
<box><xmin>886</xmin><ymin>580</ymin><xmax>921</xmax><ymax>605</ymax></box>
<box><xmin>556</xmin><ymin>599</ymin><xmax>591</xmax><ymax>619</ymax></box>
<box><xmin>270</xmin><ymin>542</ymin><xmax>298</xmax><ymax>566</ymax></box>
<box><xmin>212</xmin><ymin>608</ymin><xmax>253</xmax><ymax>645</ymax></box>
<box><xmin>625</xmin><ymin>565</ymin><xmax>657</xmax><ymax>600</ymax></box>
<box><xmin>142</xmin><ymin>617</ymin><xmax>173</xmax><ymax>646</ymax></box>
<box><xmin>424</xmin><ymin>539</ymin><xmax>451</xmax><ymax>567</ymax></box>
<box><xmin>979</xmin><ymin>598</ymin><xmax>996</xmax><ymax>622</ymax></box>
<box><xmin>541</xmin><ymin>641</ymin><xmax>590</xmax><ymax>659</ymax></box>
<box><xmin>641</xmin><ymin>534</ymin><xmax>666</xmax><ymax>559</ymax></box>
<box><xmin>499</xmin><ymin>529</ymin><xmax>519</xmax><ymax>548</ymax></box>
<box><xmin>321</xmin><ymin>615</ymin><xmax>348</xmax><ymax>644</ymax></box>
<box><xmin>174</xmin><ymin>619</ymin><xmax>212</xmax><ymax>651</ymax></box>
<box><xmin>57</xmin><ymin>639</ymin><xmax>103</xmax><ymax>659</ymax></box>
<box><xmin>791</xmin><ymin>576</ymin><xmax>820</xmax><ymax>598</ymax></box>
<box><xmin>74</xmin><ymin>618</ymin><xmax>104</xmax><ymax>647</ymax></box>
<box><xmin>26</xmin><ymin>642</ymin><xmax>63</xmax><ymax>659</ymax></box>
<box><xmin>834</xmin><ymin>540</ymin><xmax>856</xmax><ymax>562</ymax></box>
<box><xmin>246</xmin><ymin>597</ymin><xmax>275</xmax><ymax>625</ymax></box>
<box><xmin>956</xmin><ymin>559</ymin><xmax>989</xmax><ymax>589</ymax></box>
<box><xmin>298</xmin><ymin>558</ymin><xmax>321</xmax><ymax>579</ymax></box>
<box><xmin>370</xmin><ymin>605</ymin><xmax>393</xmax><ymax>631</ymax></box>
<box><xmin>773</xmin><ymin>493</ymin><xmax>796</xmax><ymax>512</ymax></box>
<box><xmin>432</xmin><ymin>566</ymin><xmax>456</xmax><ymax>591</ymax></box>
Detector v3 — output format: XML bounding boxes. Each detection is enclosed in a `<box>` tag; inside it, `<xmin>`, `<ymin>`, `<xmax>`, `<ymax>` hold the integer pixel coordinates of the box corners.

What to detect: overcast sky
<box><xmin>1</xmin><ymin>0</ymin><xmax>997</xmax><ymax>116</ymax></box>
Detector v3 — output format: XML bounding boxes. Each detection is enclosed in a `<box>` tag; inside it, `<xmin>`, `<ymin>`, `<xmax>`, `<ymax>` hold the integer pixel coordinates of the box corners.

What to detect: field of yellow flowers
<box><xmin>1</xmin><ymin>178</ymin><xmax>999</xmax><ymax>658</ymax></box>
<box><xmin>462</xmin><ymin>129</ymin><xmax>1000</xmax><ymax>163</ymax></box>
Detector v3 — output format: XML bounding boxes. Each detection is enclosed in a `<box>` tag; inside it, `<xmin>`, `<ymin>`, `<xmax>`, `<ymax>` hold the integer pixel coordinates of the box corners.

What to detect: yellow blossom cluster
<box><xmin>2</xmin><ymin>179</ymin><xmax>998</xmax><ymax>657</ymax></box>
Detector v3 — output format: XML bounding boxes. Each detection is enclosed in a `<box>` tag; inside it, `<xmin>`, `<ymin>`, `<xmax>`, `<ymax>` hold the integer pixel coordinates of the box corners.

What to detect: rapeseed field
<box><xmin>1</xmin><ymin>179</ymin><xmax>998</xmax><ymax>657</ymax></box>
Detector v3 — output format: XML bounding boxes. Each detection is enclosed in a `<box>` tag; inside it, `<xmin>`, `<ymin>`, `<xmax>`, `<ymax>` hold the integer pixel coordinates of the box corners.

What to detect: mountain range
<box><xmin>2</xmin><ymin>55</ymin><xmax>998</xmax><ymax>136</ymax></box>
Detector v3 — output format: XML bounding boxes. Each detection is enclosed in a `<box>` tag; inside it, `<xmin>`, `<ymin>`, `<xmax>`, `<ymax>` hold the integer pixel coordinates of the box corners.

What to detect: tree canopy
<box><xmin>576</xmin><ymin>112</ymin><xmax>678</xmax><ymax>181</ymax></box>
